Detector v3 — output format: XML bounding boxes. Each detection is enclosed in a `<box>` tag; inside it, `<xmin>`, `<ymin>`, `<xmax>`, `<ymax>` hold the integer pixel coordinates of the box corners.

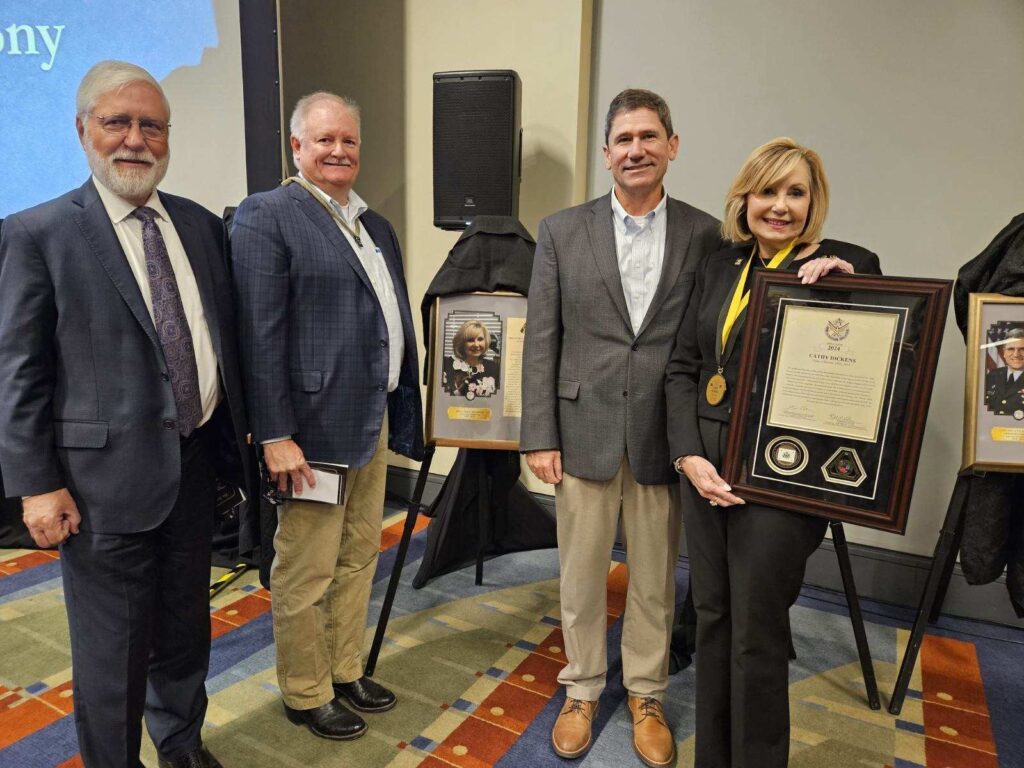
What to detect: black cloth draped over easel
<box><xmin>953</xmin><ymin>213</ymin><xmax>1024</xmax><ymax>617</ymax></box>
<box><xmin>414</xmin><ymin>216</ymin><xmax>557</xmax><ymax>587</ymax></box>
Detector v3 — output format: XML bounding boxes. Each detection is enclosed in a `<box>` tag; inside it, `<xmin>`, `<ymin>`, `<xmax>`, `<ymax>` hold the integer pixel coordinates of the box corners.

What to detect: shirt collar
<box><xmin>298</xmin><ymin>172</ymin><xmax>368</xmax><ymax>222</ymax></box>
<box><xmin>92</xmin><ymin>175</ymin><xmax>168</xmax><ymax>224</ymax></box>
<box><xmin>610</xmin><ymin>187</ymin><xmax>666</xmax><ymax>232</ymax></box>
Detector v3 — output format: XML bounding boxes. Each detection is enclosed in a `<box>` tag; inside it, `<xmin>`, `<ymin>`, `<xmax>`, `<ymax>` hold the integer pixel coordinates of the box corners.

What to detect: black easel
<box><xmin>888</xmin><ymin>471</ymin><xmax>971</xmax><ymax>715</ymax></box>
<box><xmin>365</xmin><ymin>443</ymin><xmax>437</xmax><ymax>676</ymax></box>
<box><xmin>830</xmin><ymin>521</ymin><xmax>881</xmax><ymax>710</ymax></box>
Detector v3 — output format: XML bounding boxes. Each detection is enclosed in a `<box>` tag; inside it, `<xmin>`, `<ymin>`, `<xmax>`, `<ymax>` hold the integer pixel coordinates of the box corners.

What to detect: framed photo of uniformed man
<box><xmin>721</xmin><ymin>271</ymin><xmax>952</xmax><ymax>534</ymax></box>
<box><xmin>963</xmin><ymin>293</ymin><xmax>1024</xmax><ymax>472</ymax></box>
<box><xmin>426</xmin><ymin>292</ymin><xmax>528</xmax><ymax>449</ymax></box>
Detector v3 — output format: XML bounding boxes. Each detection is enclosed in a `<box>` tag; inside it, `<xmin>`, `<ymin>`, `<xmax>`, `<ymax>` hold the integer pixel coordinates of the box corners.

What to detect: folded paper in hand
<box><xmin>282</xmin><ymin>462</ymin><xmax>347</xmax><ymax>505</ymax></box>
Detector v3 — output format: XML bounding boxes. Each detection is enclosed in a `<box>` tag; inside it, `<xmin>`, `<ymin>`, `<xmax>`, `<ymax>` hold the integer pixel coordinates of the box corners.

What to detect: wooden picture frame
<box><xmin>425</xmin><ymin>292</ymin><xmax>528</xmax><ymax>450</ymax></box>
<box><xmin>962</xmin><ymin>293</ymin><xmax>1024</xmax><ymax>472</ymax></box>
<box><xmin>721</xmin><ymin>271</ymin><xmax>952</xmax><ymax>534</ymax></box>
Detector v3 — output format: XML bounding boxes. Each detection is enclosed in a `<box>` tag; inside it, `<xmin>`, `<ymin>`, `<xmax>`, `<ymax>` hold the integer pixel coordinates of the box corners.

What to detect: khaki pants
<box><xmin>554</xmin><ymin>459</ymin><xmax>681</xmax><ymax>702</ymax></box>
<box><xmin>270</xmin><ymin>422</ymin><xmax>389</xmax><ymax>709</ymax></box>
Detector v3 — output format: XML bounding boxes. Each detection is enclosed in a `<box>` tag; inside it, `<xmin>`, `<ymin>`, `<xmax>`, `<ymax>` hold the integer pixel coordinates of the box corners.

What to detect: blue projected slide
<box><xmin>0</xmin><ymin>1</ymin><xmax>217</xmax><ymax>218</ymax></box>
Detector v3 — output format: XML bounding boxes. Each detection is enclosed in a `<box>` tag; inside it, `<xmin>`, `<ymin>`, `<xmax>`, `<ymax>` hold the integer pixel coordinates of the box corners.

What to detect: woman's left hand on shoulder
<box><xmin>797</xmin><ymin>254</ymin><xmax>855</xmax><ymax>284</ymax></box>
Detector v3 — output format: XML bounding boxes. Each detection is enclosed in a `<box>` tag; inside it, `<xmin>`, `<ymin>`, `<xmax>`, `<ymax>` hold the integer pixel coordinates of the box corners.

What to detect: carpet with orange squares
<box><xmin>1</xmin><ymin>507</ymin><xmax>1022</xmax><ymax>768</ymax></box>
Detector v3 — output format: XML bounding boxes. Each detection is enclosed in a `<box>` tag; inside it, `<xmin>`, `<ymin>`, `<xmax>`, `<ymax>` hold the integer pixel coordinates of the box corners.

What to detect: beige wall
<box><xmin>590</xmin><ymin>0</ymin><xmax>1024</xmax><ymax>556</ymax></box>
<box><xmin>161</xmin><ymin>0</ymin><xmax>247</xmax><ymax>215</ymax></box>
<box><xmin>400</xmin><ymin>0</ymin><xmax>593</xmax><ymax>483</ymax></box>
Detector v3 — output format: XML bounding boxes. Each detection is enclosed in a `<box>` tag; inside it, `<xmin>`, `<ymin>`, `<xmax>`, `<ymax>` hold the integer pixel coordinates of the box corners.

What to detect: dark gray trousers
<box><xmin>684</xmin><ymin>419</ymin><xmax>827</xmax><ymax>768</ymax></box>
<box><xmin>61</xmin><ymin>433</ymin><xmax>214</xmax><ymax>768</ymax></box>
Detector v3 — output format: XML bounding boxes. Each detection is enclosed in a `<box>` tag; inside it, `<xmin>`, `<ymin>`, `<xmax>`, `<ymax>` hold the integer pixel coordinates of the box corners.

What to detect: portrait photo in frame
<box><xmin>426</xmin><ymin>292</ymin><xmax>528</xmax><ymax>449</ymax></box>
<box><xmin>962</xmin><ymin>293</ymin><xmax>1024</xmax><ymax>472</ymax></box>
<box><xmin>722</xmin><ymin>270</ymin><xmax>952</xmax><ymax>534</ymax></box>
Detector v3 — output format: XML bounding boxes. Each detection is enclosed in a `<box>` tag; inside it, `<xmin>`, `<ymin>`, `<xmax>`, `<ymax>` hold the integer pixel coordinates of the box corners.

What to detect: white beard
<box><xmin>84</xmin><ymin>141</ymin><xmax>169</xmax><ymax>203</ymax></box>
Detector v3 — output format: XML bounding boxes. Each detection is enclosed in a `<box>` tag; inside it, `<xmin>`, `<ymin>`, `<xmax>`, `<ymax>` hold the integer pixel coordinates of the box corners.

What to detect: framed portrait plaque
<box><xmin>721</xmin><ymin>271</ymin><xmax>952</xmax><ymax>534</ymax></box>
<box><xmin>426</xmin><ymin>292</ymin><xmax>528</xmax><ymax>449</ymax></box>
<box><xmin>962</xmin><ymin>293</ymin><xmax>1024</xmax><ymax>472</ymax></box>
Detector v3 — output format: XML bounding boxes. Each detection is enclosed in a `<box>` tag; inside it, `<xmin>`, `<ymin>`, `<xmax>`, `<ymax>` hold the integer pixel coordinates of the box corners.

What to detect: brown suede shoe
<box><xmin>627</xmin><ymin>695</ymin><xmax>676</xmax><ymax>767</ymax></box>
<box><xmin>551</xmin><ymin>697</ymin><xmax>599</xmax><ymax>758</ymax></box>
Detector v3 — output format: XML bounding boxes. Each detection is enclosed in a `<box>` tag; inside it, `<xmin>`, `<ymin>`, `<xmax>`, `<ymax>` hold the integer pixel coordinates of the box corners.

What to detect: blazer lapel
<box><xmin>636</xmin><ymin>197</ymin><xmax>696</xmax><ymax>338</ymax></box>
<box><xmin>290</xmin><ymin>184</ymin><xmax>375</xmax><ymax>295</ymax></box>
<box><xmin>585</xmin><ymin>194</ymin><xmax>632</xmax><ymax>331</ymax></box>
<box><xmin>71</xmin><ymin>180</ymin><xmax>161</xmax><ymax>351</ymax></box>
<box><xmin>358</xmin><ymin>214</ymin><xmax>418</xmax><ymax>361</ymax></box>
<box><xmin>163</xmin><ymin>194</ymin><xmax>224</xmax><ymax>359</ymax></box>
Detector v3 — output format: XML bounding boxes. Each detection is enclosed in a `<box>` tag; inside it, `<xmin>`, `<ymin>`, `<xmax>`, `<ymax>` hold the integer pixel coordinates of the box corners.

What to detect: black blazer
<box><xmin>985</xmin><ymin>367</ymin><xmax>1024</xmax><ymax>415</ymax></box>
<box><xmin>666</xmin><ymin>239</ymin><xmax>882</xmax><ymax>463</ymax></box>
<box><xmin>0</xmin><ymin>179</ymin><xmax>250</xmax><ymax>535</ymax></box>
<box><xmin>443</xmin><ymin>356</ymin><xmax>500</xmax><ymax>398</ymax></box>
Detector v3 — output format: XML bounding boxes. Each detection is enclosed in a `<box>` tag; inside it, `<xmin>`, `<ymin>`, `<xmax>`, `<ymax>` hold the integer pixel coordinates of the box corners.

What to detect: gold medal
<box><xmin>706</xmin><ymin>370</ymin><xmax>727</xmax><ymax>405</ymax></box>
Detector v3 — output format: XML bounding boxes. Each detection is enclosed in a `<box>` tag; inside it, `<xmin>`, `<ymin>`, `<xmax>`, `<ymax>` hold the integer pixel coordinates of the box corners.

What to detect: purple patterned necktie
<box><xmin>132</xmin><ymin>206</ymin><xmax>203</xmax><ymax>437</ymax></box>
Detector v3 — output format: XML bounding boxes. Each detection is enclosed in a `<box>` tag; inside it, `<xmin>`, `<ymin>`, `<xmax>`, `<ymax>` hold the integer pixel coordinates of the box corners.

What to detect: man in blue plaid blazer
<box><xmin>230</xmin><ymin>92</ymin><xmax>423</xmax><ymax>742</ymax></box>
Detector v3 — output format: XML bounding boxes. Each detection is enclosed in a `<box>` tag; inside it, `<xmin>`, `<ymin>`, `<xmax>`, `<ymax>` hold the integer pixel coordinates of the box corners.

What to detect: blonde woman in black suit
<box><xmin>665</xmin><ymin>137</ymin><xmax>881</xmax><ymax>768</ymax></box>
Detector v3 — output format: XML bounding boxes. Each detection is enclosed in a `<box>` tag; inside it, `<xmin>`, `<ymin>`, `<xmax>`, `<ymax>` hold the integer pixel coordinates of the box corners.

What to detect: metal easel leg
<box><xmin>887</xmin><ymin>475</ymin><xmax>970</xmax><ymax>715</ymax></box>
<box><xmin>475</xmin><ymin>451</ymin><xmax>491</xmax><ymax>586</ymax></box>
<box><xmin>830</xmin><ymin>521</ymin><xmax>881</xmax><ymax>710</ymax></box>
<box><xmin>365</xmin><ymin>444</ymin><xmax>436</xmax><ymax>677</ymax></box>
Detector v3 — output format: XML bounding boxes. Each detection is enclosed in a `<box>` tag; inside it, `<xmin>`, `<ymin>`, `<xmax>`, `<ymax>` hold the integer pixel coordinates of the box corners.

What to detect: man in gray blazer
<box><xmin>521</xmin><ymin>89</ymin><xmax>721</xmax><ymax>767</ymax></box>
<box><xmin>0</xmin><ymin>61</ymin><xmax>248</xmax><ymax>768</ymax></box>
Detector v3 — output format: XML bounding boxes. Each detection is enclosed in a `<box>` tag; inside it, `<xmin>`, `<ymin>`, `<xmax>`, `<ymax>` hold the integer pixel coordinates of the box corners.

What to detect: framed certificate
<box><xmin>962</xmin><ymin>293</ymin><xmax>1024</xmax><ymax>472</ymax></box>
<box><xmin>426</xmin><ymin>292</ymin><xmax>528</xmax><ymax>449</ymax></box>
<box><xmin>721</xmin><ymin>271</ymin><xmax>952</xmax><ymax>533</ymax></box>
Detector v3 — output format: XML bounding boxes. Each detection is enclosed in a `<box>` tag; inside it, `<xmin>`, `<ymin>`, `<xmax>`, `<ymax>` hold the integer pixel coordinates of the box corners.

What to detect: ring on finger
<box><xmin>709</xmin><ymin>499</ymin><xmax>718</xmax><ymax>506</ymax></box>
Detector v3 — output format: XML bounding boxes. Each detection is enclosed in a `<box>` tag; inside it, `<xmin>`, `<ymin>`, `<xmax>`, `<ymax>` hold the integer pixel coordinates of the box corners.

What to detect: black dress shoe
<box><xmin>333</xmin><ymin>676</ymin><xmax>397</xmax><ymax>713</ymax></box>
<box><xmin>157</xmin><ymin>745</ymin><xmax>223</xmax><ymax>768</ymax></box>
<box><xmin>284</xmin><ymin>699</ymin><xmax>367</xmax><ymax>740</ymax></box>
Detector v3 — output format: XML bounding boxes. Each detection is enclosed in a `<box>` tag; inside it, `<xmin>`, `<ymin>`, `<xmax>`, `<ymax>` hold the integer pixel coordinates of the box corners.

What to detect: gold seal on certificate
<box><xmin>764</xmin><ymin>435</ymin><xmax>809</xmax><ymax>476</ymax></box>
<box><xmin>766</xmin><ymin>305</ymin><xmax>898</xmax><ymax>442</ymax></box>
<box><xmin>706</xmin><ymin>371</ymin><xmax>727</xmax><ymax>405</ymax></box>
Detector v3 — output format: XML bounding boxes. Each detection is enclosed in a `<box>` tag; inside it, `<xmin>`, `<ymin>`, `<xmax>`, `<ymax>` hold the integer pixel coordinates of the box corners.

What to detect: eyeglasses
<box><xmin>88</xmin><ymin>113</ymin><xmax>170</xmax><ymax>141</ymax></box>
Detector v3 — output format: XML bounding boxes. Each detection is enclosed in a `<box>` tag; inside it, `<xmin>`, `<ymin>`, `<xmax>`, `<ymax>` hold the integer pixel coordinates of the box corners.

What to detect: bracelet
<box><xmin>673</xmin><ymin>455</ymin><xmax>693</xmax><ymax>475</ymax></box>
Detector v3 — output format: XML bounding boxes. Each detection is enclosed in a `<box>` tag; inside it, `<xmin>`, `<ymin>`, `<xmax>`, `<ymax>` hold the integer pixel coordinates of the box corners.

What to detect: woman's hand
<box><xmin>797</xmin><ymin>255</ymin><xmax>854</xmax><ymax>284</ymax></box>
<box><xmin>678</xmin><ymin>455</ymin><xmax>745</xmax><ymax>507</ymax></box>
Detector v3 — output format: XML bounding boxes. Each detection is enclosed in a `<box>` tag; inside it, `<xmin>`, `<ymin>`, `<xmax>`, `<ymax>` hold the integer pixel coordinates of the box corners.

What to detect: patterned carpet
<box><xmin>1</xmin><ymin>507</ymin><xmax>1022</xmax><ymax>767</ymax></box>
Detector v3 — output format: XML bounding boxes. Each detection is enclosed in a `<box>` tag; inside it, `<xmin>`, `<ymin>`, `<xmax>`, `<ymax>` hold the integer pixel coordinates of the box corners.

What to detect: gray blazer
<box><xmin>520</xmin><ymin>192</ymin><xmax>721</xmax><ymax>485</ymax></box>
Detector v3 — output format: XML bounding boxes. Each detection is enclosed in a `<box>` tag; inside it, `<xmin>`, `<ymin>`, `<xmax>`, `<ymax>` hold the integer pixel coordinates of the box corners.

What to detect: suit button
<box><xmin>380</xmin><ymin>339</ymin><xmax>388</xmax><ymax>347</ymax></box>
<box><xmin>623</xmin><ymin>390</ymin><xmax>628</xmax><ymax>397</ymax></box>
<box><xmin>631</xmin><ymin>343</ymin><xmax>639</xmax><ymax>351</ymax></box>
<box><xmin>378</xmin><ymin>384</ymin><xmax>385</xmax><ymax>392</ymax></box>
<box><xmin>162</xmin><ymin>419</ymin><xmax>176</xmax><ymax>430</ymax></box>
<box><xmin>160</xmin><ymin>372</ymin><xmax>170</xmax><ymax>381</ymax></box>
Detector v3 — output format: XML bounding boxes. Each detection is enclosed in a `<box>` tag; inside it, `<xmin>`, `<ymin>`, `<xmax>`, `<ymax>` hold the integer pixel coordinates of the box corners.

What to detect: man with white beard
<box><xmin>0</xmin><ymin>61</ymin><xmax>249</xmax><ymax>768</ymax></box>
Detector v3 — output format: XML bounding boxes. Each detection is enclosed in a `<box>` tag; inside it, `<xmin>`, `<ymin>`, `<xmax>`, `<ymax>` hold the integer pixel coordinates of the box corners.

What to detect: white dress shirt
<box><xmin>93</xmin><ymin>176</ymin><xmax>220</xmax><ymax>426</ymax></box>
<box><xmin>302</xmin><ymin>178</ymin><xmax>405</xmax><ymax>392</ymax></box>
<box><xmin>611</xmin><ymin>188</ymin><xmax>668</xmax><ymax>335</ymax></box>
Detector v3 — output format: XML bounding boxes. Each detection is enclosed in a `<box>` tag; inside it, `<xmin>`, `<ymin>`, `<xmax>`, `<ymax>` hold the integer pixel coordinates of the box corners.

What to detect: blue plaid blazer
<box><xmin>230</xmin><ymin>183</ymin><xmax>424</xmax><ymax>466</ymax></box>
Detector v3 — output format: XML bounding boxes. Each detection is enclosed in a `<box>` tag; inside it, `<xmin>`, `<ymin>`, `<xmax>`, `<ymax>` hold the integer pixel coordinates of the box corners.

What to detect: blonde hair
<box><xmin>452</xmin><ymin>321</ymin><xmax>490</xmax><ymax>361</ymax></box>
<box><xmin>722</xmin><ymin>137</ymin><xmax>829</xmax><ymax>245</ymax></box>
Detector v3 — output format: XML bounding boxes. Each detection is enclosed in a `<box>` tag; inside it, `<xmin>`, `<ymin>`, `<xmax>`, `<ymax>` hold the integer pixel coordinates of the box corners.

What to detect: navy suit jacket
<box><xmin>230</xmin><ymin>183</ymin><xmax>424</xmax><ymax>466</ymax></box>
<box><xmin>0</xmin><ymin>179</ymin><xmax>250</xmax><ymax>534</ymax></box>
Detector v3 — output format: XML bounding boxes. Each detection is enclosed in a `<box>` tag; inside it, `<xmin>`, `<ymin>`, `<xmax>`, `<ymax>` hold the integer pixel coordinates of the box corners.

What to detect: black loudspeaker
<box><xmin>433</xmin><ymin>70</ymin><xmax>522</xmax><ymax>230</ymax></box>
